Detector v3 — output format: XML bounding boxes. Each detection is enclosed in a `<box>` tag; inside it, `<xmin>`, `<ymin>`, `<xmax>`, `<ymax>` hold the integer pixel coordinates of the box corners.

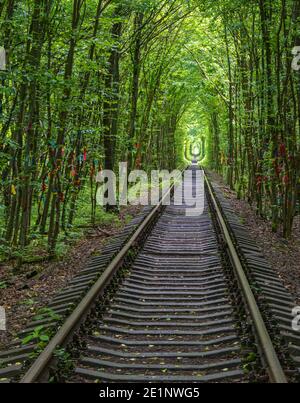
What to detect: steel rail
<box><xmin>20</xmin><ymin>170</ymin><xmax>184</xmax><ymax>383</ymax></box>
<box><xmin>204</xmin><ymin>172</ymin><xmax>288</xmax><ymax>384</ymax></box>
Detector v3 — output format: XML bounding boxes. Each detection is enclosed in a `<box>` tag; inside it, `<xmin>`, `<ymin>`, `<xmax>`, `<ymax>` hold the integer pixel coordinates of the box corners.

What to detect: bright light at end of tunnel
<box><xmin>193</xmin><ymin>146</ymin><xmax>200</xmax><ymax>155</ymax></box>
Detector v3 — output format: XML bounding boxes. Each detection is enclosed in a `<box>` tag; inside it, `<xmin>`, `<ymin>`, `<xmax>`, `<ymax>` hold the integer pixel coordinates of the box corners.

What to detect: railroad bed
<box><xmin>73</xmin><ymin>166</ymin><xmax>246</xmax><ymax>383</ymax></box>
<box><xmin>1</xmin><ymin>165</ymin><xmax>299</xmax><ymax>383</ymax></box>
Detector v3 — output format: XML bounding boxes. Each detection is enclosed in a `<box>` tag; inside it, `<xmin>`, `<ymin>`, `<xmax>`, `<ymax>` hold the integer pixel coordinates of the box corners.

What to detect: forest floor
<box><xmin>0</xmin><ymin>205</ymin><xmax>141</xmax><ymax>349</ymax></box>
<box><xmin>209</xmin><ymin>171</ymin><xmax>300</xmax><ymax>306</ymax></box>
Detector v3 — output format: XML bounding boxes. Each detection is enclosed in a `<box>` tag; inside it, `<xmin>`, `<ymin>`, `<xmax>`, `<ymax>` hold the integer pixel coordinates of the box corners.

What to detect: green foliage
<box><xmin>21</xmin><ymin>325</ymin><xmax>50</xmax><ymax>346</ymax></box>
<box><xmin>33</xmin><ymin>308</ymin><xmax>61</xmax><ymax>323</ymax></box>
<box><xmin>0</xmin><ymin>0</ymin><xmax>298</xmax><ymax>261</ymax></box>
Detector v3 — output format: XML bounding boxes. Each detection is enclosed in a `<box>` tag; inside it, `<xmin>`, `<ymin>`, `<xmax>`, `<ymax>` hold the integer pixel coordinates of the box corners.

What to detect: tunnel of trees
<box><xmin>0</xmin><ymin>0</ymin><xmax>299</xmax><ymax>261</ymax></box>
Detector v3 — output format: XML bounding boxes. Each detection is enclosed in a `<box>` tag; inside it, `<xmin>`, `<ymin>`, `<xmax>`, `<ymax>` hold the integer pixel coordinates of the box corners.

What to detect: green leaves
<box><xmin>21</xmin><ymin>325</ymin><xmax>49</xmax><ymax>346</ymax></box>
<box><xmin>33</xmin><ymin>308</ymin><xmax>62</xmax><ymax>323</ymax></box>
<box><xmin>0</xmin><ymin>281</ymin><xmax>7</xmax><ymax>289</ymax></box>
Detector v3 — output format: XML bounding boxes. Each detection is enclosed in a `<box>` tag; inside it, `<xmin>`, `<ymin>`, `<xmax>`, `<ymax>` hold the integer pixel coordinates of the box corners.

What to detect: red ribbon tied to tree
<box><xmin>279</xmin><ymin>143</ymin><xmax>286</xmax><ymax>158</ymax></box>
<box><xmin>41</xmin><ymin>181</ymin><xmax>47</xmax><ymax>192</ymax></box>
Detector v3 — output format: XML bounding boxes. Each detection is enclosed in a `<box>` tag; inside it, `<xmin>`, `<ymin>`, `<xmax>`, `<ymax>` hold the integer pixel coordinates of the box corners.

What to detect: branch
<box><xmin>183</xmin><ymin>45</ymin><xmax>229</xmax><ymax>106</ymax></box>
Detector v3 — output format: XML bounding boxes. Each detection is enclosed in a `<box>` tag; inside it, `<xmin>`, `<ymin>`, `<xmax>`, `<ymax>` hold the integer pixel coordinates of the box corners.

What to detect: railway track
<box><xmin>1</xmin><ymin>165</ymin><xmax>299</xmax><ymax>383</ymax></box>
<box><xmin>73</xmin><ymin>166</ymin><xmax>246</xmax><ymax>383</ymax></box>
